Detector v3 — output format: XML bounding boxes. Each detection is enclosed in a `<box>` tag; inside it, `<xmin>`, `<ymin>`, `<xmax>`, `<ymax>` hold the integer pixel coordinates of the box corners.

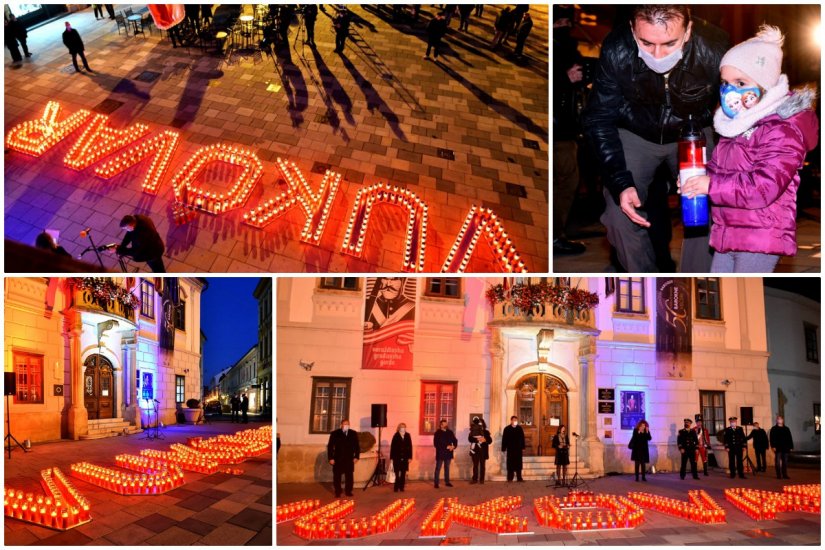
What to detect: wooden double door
<box><xmin>84</xmin><ymin>355</ymin><xmax>114</xmax><ymax>420</ymax></box>
<box><xmin>514</xmin><ymin>373</ymin><xmax>569</xmax><ymax>456</ymax></box>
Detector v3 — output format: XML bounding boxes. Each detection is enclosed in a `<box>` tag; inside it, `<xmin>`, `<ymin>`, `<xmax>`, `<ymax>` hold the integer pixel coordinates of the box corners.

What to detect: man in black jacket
<box><xmin>581</xmin><ymin>5</ymin><xmax>727</xmax><ymax>272</ymax></box>
<box><xmin>677</xmin><ymin>418</ymin><xmax>699</xmax><ymax>480</ymax></box>
<box><xmin>117</xmin><ymin>214</ymin><xmax>166</xmax><ymax>273</ymax></box>
<box><xmin>769</xmin><ymin>415</ymin><xmax>794</xmax><ymax>479</ymax></box>
<box><xmin>328</xmin><ymin>419</ymin><xmax>360</xmax><ymax>497</ymax></box>
<box><xmin>433</xmin><ymin>419</ymin><xmax>457</xmax><ymax>488</ymax></box>
<box><xmin>303</xmin><ymin>5</ymin><xmax>318</xmax><ymax>47</ymax></box>
<box><xmin>723</xmin><ymin>416</ymin><xmax>746</xmax><ymax>479</ymax></box>
<box><xmin>62</xmin><ymin>22</ymin><xmax>93</xmax><ymax>73</ymax></box>
<box><xmin>746</xmin><ymin>421</ymin><xmax>769</xmax><ymax>472</ymax></box>
<box><xmin>7</xmin><ymin>15</ymin><xmax>31</xmax><ymax>58</ymax></box>
<box><xmin>501</xmin><ymin>416</ymin><xmax>526</xmax><ymax>482</ymax></box>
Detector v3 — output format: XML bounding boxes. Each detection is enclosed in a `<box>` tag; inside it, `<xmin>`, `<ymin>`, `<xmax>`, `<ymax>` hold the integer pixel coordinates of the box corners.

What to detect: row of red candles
<box><xmin>293</xmin><ymin>499</ymin><xmax>415</xmax><ymax>539</ymax></box>
<box><xmin>140</xmin><ymin>448</ymin><xmax>219</xmax><ymax>474</ymax></box>
<box><xmin>69</xmin><ymin>462</ymin><xmax>184</xmax><ymax>495</ymax></box>
<box><xmin>534</xmin><ymin>495</ymin><xmax>645</xmax><ymax>530</ymax></box>
<box><xmin>277</xmin><ymin>499</ymin><xmax>320</xmax><ymax>523</ymax></box>
<box><xmin>449</xmin><ymin>503</ymin><xmax>528</xmax><ymax>534</ymax></box>
<box><xmin>626</xmin><ymin>491</ymin><xmax>726</xmax><ymax>524</ymax></box>
<box><xmin>725</xmin><ymin>486</ymin><xmax>820</xmax><ymax>521</ymax></box>
<box><xmin>420</xmin><ymin>498</ymin><xmax>451</xmax><ymax>536</ymax></box>
<box><xmin>4</xmin><ymin>468</ymin><xmax>91</xmax><ymax>530</ymax></box>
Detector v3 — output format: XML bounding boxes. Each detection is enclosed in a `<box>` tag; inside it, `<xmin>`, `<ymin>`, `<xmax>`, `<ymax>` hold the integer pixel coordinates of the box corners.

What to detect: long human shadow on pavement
<box><xmin>433</xmin><ymin>59</ymin><xmax>547</xmax><ymax>143</ymax></box>
<box><xmin>339</xmin><ymin>53</ymin><xmax>407</xmax><ymax>141</ymax></box>
<box><xmin>308</xmin><ymin>45</ymin><xmax>355</xmax><ymax>135</ymax></box>
<box><xmin>275</xmin><ymin>47</ymin><xmax>309</xmax><ymax>128</ymax></box>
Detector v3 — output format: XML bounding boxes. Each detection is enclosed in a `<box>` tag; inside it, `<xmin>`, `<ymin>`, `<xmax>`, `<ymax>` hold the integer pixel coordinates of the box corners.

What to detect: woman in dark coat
<box><xmin>629</xmin><ymin>420</ymin><xmax>652</xmax><ymax>481</ymax></box>
<box><xmin>552</xmin><ymin>425</ymin><xmax>571</xmax><ymax>485</ymax></box>
<box><xmin>390</xmin><ymin>422</ymin><xmax>413</xmax><ymax>492</ymax></box>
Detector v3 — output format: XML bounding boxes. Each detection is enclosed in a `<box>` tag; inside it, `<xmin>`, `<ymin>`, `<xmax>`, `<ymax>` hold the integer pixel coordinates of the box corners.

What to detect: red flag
<box><xmin>148</xmin><ymin>4</ymin><xmax>185</xmax><ymax>30</ymax></box>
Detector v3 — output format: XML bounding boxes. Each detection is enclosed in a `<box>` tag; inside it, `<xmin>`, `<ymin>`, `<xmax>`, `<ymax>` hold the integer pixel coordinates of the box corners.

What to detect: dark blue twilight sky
<box><xmin>201</xmin><ymin>277</ymin><xmax>262</xmax><ymax>383</ymax></box>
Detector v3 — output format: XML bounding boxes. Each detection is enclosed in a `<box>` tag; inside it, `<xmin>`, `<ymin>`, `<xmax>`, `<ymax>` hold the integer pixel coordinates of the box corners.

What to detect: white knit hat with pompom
<box><xmin>720</xmin><ymin>25</ymin><xmax>784</xmax><ymax>89</ymax></box>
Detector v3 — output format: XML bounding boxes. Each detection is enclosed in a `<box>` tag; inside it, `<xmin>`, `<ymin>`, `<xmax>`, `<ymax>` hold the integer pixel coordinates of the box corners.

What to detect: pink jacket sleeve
<box><xmin>708</xmin><ymin>122</ymin><xmax>807</xmax><ymax>210</ymax></box>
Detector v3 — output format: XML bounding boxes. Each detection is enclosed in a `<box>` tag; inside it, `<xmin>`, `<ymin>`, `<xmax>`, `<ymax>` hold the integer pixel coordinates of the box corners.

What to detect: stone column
<box><xmin>488</xmin><ymin>327</ymin><xmax>505</xmax><ymax>476</ymax></box>
<box><xmin>63</xmin><ymin>310</ymin><xmax>88</xmax><ymax>440</ymax></box>
<box><xmin>121</xmin><ymin>330</ymin><xmax>138</xmax><ymax>426</ymax></box>
<box><xmin>580</xmin><ymin>335</ymin><xmax>604</xmax><ymax>476</ymax></box>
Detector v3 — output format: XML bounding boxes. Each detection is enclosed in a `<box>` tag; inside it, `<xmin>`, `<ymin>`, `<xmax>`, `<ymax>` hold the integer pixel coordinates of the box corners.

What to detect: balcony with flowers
<box><xmin>69</xmin><ymin>277</ymin><xmax>138</xmax><ymax>325</ymax></box>
<box><xmin>486</xmin><ymin>280</ymin><xmax>599</xmax><ymax>329</ymax></box>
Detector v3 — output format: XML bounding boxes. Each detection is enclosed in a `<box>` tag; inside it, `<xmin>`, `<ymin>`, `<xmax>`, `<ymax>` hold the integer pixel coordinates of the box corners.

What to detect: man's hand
<box><xmin>329</xmin><ymin>459</ymin><xmax>335</xmax><ymax>465</ymax></box>
<box><xmin>619</xmin><ymin>188</ymin><xmax>651</xmax><ymax>227</ymax></box>
<box><xmin>680</xmin><ymin>175</ymin><xmax>711</xmax><ymax>199</ymax></box>
<box><xmin>567</xmin><ymin>64</ymin><xmax>583</xmax><ymax>84</ymax></box>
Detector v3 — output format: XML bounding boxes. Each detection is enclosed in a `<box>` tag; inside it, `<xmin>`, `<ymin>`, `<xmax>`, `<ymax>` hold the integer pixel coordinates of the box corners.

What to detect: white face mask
<box><xmin>511</xmin><ymin>421</ymin><xmax>518</xmax><ymax>427</ymax></box>
<box><xmin>342</xmin><ymin>425</ymin><xmax>349</xmax><ymax>432</ymax></box>
<box><xmin>399</xmin><ymin>428</ymin><xmax>406</xmax><ymax>435</ymax></box>
<box><xmin>777</xmin><ymin>419</ymin><xmax>784</xmax><ymax>426</ymax></box>
<box><xmin>634</xmin><ymin>29</ymin><xmax>688</xmax><ymax>74</ymax></box>
<box><xmin>730</xmin><ymin>423</ymin><xmax>737</xmax><ymax>429</ymax></box>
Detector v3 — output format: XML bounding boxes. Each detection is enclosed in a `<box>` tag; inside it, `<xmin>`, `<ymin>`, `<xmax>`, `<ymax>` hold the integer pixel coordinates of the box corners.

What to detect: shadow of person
<box><xmin>275</xmin><ymin>49</ymin><xmax>308</xmax><ymax>128</ymax></box>
<box><xmin>339</xmin><ymin>54</ymin><xmax>407</xmax><ymax>141</ymax></box>
<box><xmin>433</xmin><ymin>58</ymin><xmax>547</xmax><ymax>143</ymax></box>
<box><xmin>170</xmin><ymin>55</ymin><xmax>225</xmax><ymax>128</ymax></box>
<box><xmin>310</xmin><ymin>45</ymin><xmax>355</xmax><ymax>126</ymax></box>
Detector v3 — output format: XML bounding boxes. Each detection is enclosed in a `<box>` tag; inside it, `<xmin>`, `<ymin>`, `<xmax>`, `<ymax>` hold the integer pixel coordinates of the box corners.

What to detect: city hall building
<box><xmin>277</xmin><ymin>277</ymin><xmax>789</xmax><ymax>483</ymax></box>
<box><xmin>4</xmin><ymin>277</ymin><xmax>204</xmax><ymax>442</ymax></box>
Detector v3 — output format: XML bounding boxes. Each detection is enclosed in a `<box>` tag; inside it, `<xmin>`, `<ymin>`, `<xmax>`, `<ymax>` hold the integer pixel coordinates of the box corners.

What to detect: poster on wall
<box><xmin>620</xmin><ymin>390</ymin><xmax>645</xmax><ymax>430</ymax></box>
<box><xmin>362</xmin><ymin>278</ymin><xmax>416</xmax><ymax>370</ymax></box>
<box><xmin>141</xmin><ymin>372</ymin><xmax>153</xmax><ymax>400</ymax></box>
<box><xmin>655</xmin><ymin>278</ymin><xmax>692</xmax><ymax>379</ymax></box>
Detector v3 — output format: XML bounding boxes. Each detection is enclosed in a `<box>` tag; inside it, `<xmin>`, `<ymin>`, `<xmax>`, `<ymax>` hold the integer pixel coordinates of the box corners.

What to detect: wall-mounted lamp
<box><xmin>721</xmin><ymin>379</ymin><xmax>732</xmax><ymax>387</ymax></box>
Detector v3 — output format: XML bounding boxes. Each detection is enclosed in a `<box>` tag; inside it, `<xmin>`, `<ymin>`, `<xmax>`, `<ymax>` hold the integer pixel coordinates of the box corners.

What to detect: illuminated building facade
<box><xmin>4</xmin><ymin>277</ymin><xmax>204</xmax><ymax>442</ymax></box>
<box><xmin>277</xmin><ymin>277</ymin><xmax>775</xmax><ymax>482</ymax></box>
<box><xmin>254</xmin><ymin>278</ymin><xmax>273</xmax><ymax>414</ymax></box>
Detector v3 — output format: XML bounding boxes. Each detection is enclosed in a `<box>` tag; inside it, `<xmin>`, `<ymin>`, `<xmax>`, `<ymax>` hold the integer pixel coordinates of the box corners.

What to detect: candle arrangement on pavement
<box><xmin>139</xmin><ymin>448</ymin><xmax>219</xmax><ymax>474</ymax></box>
<box><xmin>4</xmin><ymin>468</ymin><xmax>91</xmax><ymax>531</ymax></box>
<box><xmin>5</xmin><ymin>101</ymin><xmax>92</xmax><ymax>156</ymax></box>
<box><xmin>419</xmin><ymin>496</ymin><xmax>529</xmax><ymax>537</ymax></box>
<box><xmin>69</xmin><ymin>462</ymin><xmax>184</xmax><ymax>495</ymax></box>
<box><xmin>725</xmin><ymin>484</ymin><xmax>821</xmax><ymax>520</ymax></box>
<box><xmin>293</xmin><ymin>498</ymin><xmax>415</xmax><ymax>540</ymax></box>
<box><xmin>94</xmin><ymin>130</ymin><xmax>181</xmax><ymax>194</ymax></box>
<box><xmin>441</xmin><ymin>205</ymin><xmax>527</xmax><ymax>273</ymax></box>
<box><xmin>63</xmin><ymin>114</ymin><xmax>150</xmax><ymax>171</ymax></box>
<box><xmin>627</xmin><ymin>491</ymin><xmax>726</xmax><ymax>524</ymax></box>
<box><xmin>783</xmin><ymin>484</ymin><xmax>821</xmax><ymax>513</ymax></box>
<box><xmin>534</xmin><ymin>492</ymin><xmax>645</xmax><ymax>531</ymax></box>
<box><xmin>277</xmin><ymin>499</ymin><xmax>321</xmax><ymax>523</ymax></box>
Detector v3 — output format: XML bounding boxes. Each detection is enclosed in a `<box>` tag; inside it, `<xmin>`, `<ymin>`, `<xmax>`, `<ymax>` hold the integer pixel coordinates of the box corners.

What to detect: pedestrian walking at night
<box><xmin>390</xmin><ymin>423</ymin><xmax>413</xmax><ymax>492</ymax></box>
<box><xmin>5</xmin><ymin>20</ymin><xmax>22</xmax><ymax>64</ymax></box>
<box><xmin>104</xmin><ymin>4</ymin><xmax>115</xmax><ymax>20</ymax></box>
<box><xmin>770</xmin><ymin>415</ymin><xmax>794</xmax><ymax>479</ymax></box>
<box><xmin>62</xmin><ymin>22</ymin><xmax>93</xmax><ymax>73</ymax></box>
<box><xmin>501</xmin><ymin>416</ymin><xmax>526</xmax><ymax>482</ymax></box>
<box><xmin>230</xmin><ymin>394</ymin><xmax>240</xmax><ymax>422</ymax></box>
<box><xmin>92</xmin><ymin>4</ymin><xmax>104</xmax><ymax>19</ymax></box>
<box><xmin>474</xmin><ymin>5</ymin><xmax>483</xmax><ymax>18</ymax></box>
<box><xmin>241</xmin><ymin>393</ymin><xmax>249</xmax><ymax>423</ymax></box>
<box><xmin>303</xmin><ymin>4</ymin><xmax>318</xmax><ymax>47</ymax></box>
<box><xmin>458</xmin><ymin>5</ymin><xmax>472</xmax><ymax>32</ymax></box>
<box><xmin>433</xmin><ymin>419</ymin><xmax>457</xmax><ymax>488</ymax></box>
<box><xmin>629</xmin><ymin>420</ymin><xmax>651</xmax><ymax>481</ymax></box>
<box><xmin>332</xmin><ymin>8</ymin><xmax>351</xmax><ymax>53</ymax></box>
<box><xmin>443</xmin><ymin>4</ymin><xmax>457</xmax><ymax>27</ymax></box>
<box><xmin>491</xmin><ymin>7</ymin><xmax>512</xmax><ymax>49</ymax></box>
<box><xmin>327</xmin><ymin>419</ymin><xmax>359</xmax><ymax>497</ymax></box>
<box><xmin>424</xmin><ymin>12</ymin><xmax>448</xmax><ymax>60</ymax></box>
<box><xmin>116</xmin><ymin>214</ymin><xmax>165</xmax><ymax>272</ymax></box>
<box><xmin>514</xmin><ymin>12</ymin><xmax>533</xmax><ymax>57</ymax></box>
<box><xmin>7</xmin><ymin>15</ymin><xmax>31</xmax><ymax>58</ymax></box>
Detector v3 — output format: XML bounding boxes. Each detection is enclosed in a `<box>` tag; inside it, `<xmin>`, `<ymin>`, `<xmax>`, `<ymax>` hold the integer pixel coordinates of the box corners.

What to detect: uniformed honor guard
<box><xmin>677</xmin><ymin>418</ymin><xmax>700</xmax><ymax>480</ymax></box>
<box><xmin>723</xmin><ymin>416</ymin><xmax>746</xmax><ymax>479</ymax></box>
<box><xmin>693</xmin><ymin>416</ymin><xmax>711</xmax><ymax>476</ymax></box>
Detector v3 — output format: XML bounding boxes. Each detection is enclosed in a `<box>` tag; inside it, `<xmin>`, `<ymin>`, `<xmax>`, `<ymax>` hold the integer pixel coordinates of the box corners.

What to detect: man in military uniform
<box><xmin>693</xmin><ymin>416</ymin><xmax>711</xmax><ymax>476</ymax></box>
<box><xmin>723</xmin><ymin>416</ymin><xmax>746</xmax><ymax>479</ymax></box>
<box><xmin>677</xmin><ymin>418</ymin><xmax>699</xmax><ymax>480</ymax></box>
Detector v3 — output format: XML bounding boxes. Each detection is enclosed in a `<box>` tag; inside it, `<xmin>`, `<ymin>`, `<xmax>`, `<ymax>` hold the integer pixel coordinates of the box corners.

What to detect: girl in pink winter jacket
<box><xmin>681</xmin><ymin>26</ymin><xmax>819</xmax><ymax>273</ymax></box>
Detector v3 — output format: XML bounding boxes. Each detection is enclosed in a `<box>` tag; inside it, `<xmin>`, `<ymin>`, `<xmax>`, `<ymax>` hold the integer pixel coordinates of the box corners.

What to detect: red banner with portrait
<box><xmin>362</xmin><ymin>278</ymin><xmax>416</xmax><ymax>370</ymax></box>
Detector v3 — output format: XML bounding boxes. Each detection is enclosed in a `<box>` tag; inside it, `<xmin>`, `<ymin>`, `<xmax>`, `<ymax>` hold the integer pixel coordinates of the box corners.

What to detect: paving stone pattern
<box><xmin>4</xmin><ymin>420</ymin><xmax>272</xmax><ymax>546</ymax></box>
<box><xmin>4</xmin><ymin>4</ymin><xmax>549</xmax><ymax>273</ymax></box>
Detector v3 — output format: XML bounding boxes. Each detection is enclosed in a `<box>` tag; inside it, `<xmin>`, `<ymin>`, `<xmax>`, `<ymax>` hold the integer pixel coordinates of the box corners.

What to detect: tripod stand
<box><xmin>567</xmin><ymin>434</ymin><xmax>590</xmax><ymax>490</ymax></box>
<box><xmin>5</xmin><ymin>393</ymin><xmax>30</xmax><ymax>459</ymax></box>
<box><xmin>742</xmin><ymin>425</ymin><xmax>757</xmax><ymax>476</ymax></box>
<box><xmin>363</xmin><ymin>425</ymin><xmax>387</xmax><ymax>490</ymax></box>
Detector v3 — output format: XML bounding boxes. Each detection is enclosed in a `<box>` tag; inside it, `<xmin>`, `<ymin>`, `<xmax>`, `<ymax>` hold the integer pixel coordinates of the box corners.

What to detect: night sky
<box><xmin>201</xmin><ymin>277</ymin><xmax>263</xmax><ymax>384</ymax></box>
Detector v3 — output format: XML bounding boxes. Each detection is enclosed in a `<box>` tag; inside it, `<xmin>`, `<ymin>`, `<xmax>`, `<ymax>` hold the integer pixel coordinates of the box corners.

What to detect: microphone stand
<box><xmin>140</xmin><ymin>399</ymin><xmax>155</xmax><ymax>440</ymax></box>
<box><xmin>567</xmin><ymin>433</ymin><xmax>590</xmax><ymax>490</ymax></box>
<box><xmin>153</xmin><ymin>400</ymin><xmax>164</xmax><ymax>440</ymax></box>
<box><xmin>78</xmin><ymin>231</ymin><xmax>107</xmax><ymax>270</ymax></box>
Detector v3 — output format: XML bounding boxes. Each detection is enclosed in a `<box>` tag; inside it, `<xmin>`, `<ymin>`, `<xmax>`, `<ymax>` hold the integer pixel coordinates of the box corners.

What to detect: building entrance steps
<box><xmin>79</xmin><ymin>418</ymin><xmax>143</xmax><ymax>440</ymax></box>
<box><xmin>490</xmin><ymin>456</ymin><xmax>596</xmax><ymax>481</ymax></box>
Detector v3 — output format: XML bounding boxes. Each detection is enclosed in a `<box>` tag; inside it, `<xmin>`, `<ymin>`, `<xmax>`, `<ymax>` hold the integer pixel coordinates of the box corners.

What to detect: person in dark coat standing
<box><xmin>230</xmin><ymin>394</ymin><xmax>240</xmax><ymax>422</ymax></box>
<box><xmin>433</xmin><ymin>419</ymin><xmax>457</xmax><ymax>488</ymax></box>
<box><xmin>332</xmin><ymin>8</ymin><xmax>351</xmax><ymax>54</ymax></box>
<box><xmin>468</xmin><ymin>417</ymin><xmax>492</xmax><ymax>484</ymax></box>
<box><xmin>240</xmin><ymin>393</ymin><xmax>249</xmax><ymax>423</ymax></box>
<box><xmin>93</xmin><ymin>5</ymin><xmax>104</xmax><ymax>19</ymax></box>
<box><xmin>629</xmin><ymin>420</ymin><xmax>651</xmax><ymax>481</ymax></box>
<box><xmin>678</xmin><ymin>418</ymin><xmax>700</xmax><ymax>479</ymax></box>
<box><xmin>513</xmin><ymin>13</ymin><xmax>533</xmax><ymax>57</ymax></box>
<box><xmin>424</xmin><ymin>12</ymin><xmax>448</xmax><ymax>60</ymax></box>
<box><xmin>769</xmin><ymin>415</ymin><xmax>794</xmax><ymax>479</ymax></box>
<box><xmin>62</xmin><ymin>22</ymin><xmax>92</xmax><ymax>73</ymax></box>
<box><xmin>505</xmin><ymin>4</ymin><xmax>529</xmax><ymax>45</ymax></box>
<box><xmin>457</xmin><ymin>5</ymin><xmax>473</xmax><ymax>32</ymax></box>
<box><xmin>104</xmin><ymin>4</ymin><xmax>115</xmax><ymax>20</ymax></box>
<box><xmin>501</xmin><ymin>416</ymin><xmax>525</xmax><ymax>482</ymax></box>
<box><xmin>552</xmin><ymin>425</ymin><xmax>571</xmax><ymax>485</ymax></box>
<box><xmin>491</xmin><ymin>7</ymin><xmax>512</xmax><ymax>49</ymax></box>
<box><xmin>303</xmin><ymin>5</ymin><xmax>318</xmax><ymax>47</ymax></box>
<box><xmin>747</xmin><ymin>421</ymin><xmax>769</xmax><ymax>472</ymax></box>
<box><xmin>117</xmin><ymin>214</ymin><xmax>166</xmax><ymax>272</ymax></box>
<box><xmin>390</xmin><ymin>423</ymin><xmax>413</xmax><ymax>492</ymax></box>
<box><xmin>5</xmin><ymin>19</ymin><xmax>22</xmax><ymax>64</ymax></box>
<box><xmin>7</xmin><ymin>15</ymin><xmax>31</xmax><ymax>58</ymax></box>
<box><xmin>723</xmin><ymin>416</ymin><xmax>747</xmax><ymax>479</ymax></box>
<box><xmin>327</xmin><ymin>419</ymin><xmax>360</xmax><ymax>497</ymax></box>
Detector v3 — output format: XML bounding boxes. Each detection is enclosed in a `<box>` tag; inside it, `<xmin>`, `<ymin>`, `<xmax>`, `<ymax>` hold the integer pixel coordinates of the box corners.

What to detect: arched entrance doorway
<box><xmin>514</xmin><ymin>373</ymin><xmax>569</xmax><ymax>456</ymax></box>
<box><xmin>84</xmin><ymin>354</ymin><xmax>115</xmax><ymax>420</ymax></box>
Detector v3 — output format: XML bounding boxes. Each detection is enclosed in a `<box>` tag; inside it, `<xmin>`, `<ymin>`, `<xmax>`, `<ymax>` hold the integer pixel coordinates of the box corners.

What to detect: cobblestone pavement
<box><xmin>276</xmin><ymin>465</ymin><xmax>820</xmax><ymax>546</ymax></box>
<box><xmin>3</xmin><ymin>4</ymin><xmax>549</xmax><ymax>273</ymax></box>
<box><xmin>4</xmin><ymin>420</ymin><xmax>272</xmax><ymax>545</ymax></box>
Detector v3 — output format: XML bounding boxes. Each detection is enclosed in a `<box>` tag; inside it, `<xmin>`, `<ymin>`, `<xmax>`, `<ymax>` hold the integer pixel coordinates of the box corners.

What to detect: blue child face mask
<box><xmin>720</xmin><ymin>83</ymin><xmax>762</xmax><ymax>118</ymax></box>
